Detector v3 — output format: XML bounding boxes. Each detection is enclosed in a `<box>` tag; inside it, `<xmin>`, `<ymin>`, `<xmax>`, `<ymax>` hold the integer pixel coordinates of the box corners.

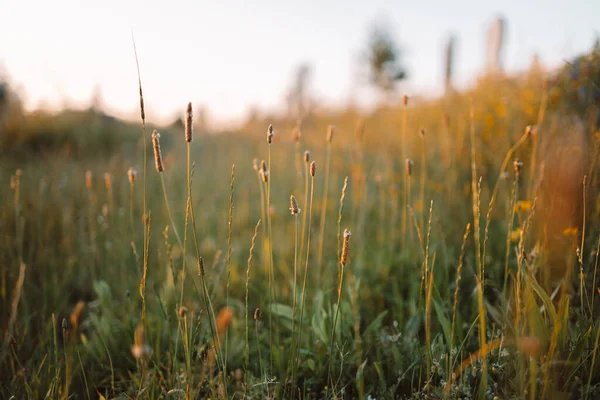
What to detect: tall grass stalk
<box><xmin>469</xmin><ymin>104</ymin><xmax>488</xmax><ymax>399</ymax></box>
<box><xmin>317</xmin><ymin>125</ymin><xmax>334</xmax><ymax>278</ymax></box>
<box><xmin>401</xmin><ymin>96</ymin><xmax>408</xmax><ymax>247</ymax></box>
<box><xmin>300</xmin><ymin>152</ymin><xmax>310</xmax><ymax>270</ymax></box>
<box><xmin>336</xmin><ymin>177</ymin><xmax>349</xmax><ymax>279</ymax></box>
<box><xmin>245</xmin><ymin>220</ymin><xmax>261</xmax><ymax>391</ymax></box>
<box><xmin>503</xmin><ymin>164</ymin><xmax>521</xmax><ymax>301</ymax></box>
<box><xmin>288</xmin><ymin>195</ymin><xmax>301</xmax><ymax>395</ymax></box>
<box><xmin>424</xmin><ymin>200</ymin><xmax>434</xmax><ymax>379</ymax></box>
<box><xmin>266</xmin><ymin>124</ymin><xmax>277</xmax><ymax>376</ymax></box>
<box><xmin>449</xmin><ymin>223</ymin><xmax>471</xmax><ymax>378</ymax></box>
<box><xmin>328</xmin><ymin>229</ymin><xmax>351</xmax><ymax>396</ymax></box>
<box><xmin>592</xmin><ymin>235</ymin><xmax>600</xmax><ymax>315</ymax></box>
<box><xmin>419</xmin><ymin>129</ymin><xmax>426</xmax><ymax>233</ymax></box>
<box><xmin>132</xmin><ymin>37</ymin><xmax>149</xmax><ymax>326</ymax></box>
<box><xmin>296</xmin><ymin>163</ymin><xmax>315</xmax><ymax>380</ymax></box>
<box><xmin>225</xmin><ymin>164</ymin><xmax>235</xmax><ymax>376</ymax></box>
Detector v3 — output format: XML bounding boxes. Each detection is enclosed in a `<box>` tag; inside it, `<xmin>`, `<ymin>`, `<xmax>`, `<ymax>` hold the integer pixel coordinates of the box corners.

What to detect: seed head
<box><xmin>405</xmin><ymin>158</ymin><xmax>414</xmax><ymax>176</ymax></box>
<box><xmin>419</xmin><ymin>128</ymin><xmax>426</xmax><ymax>138</ymax></box>
<box><xmin>326</xmin><ymin>125</ymin><xmax>335</xmax><ymax>143</ymax></box>
<box><xmin>198</xmin><ymin>257</ymin><xmax>205</xmax><ymax>277</ymax></box>
<box><xmin>104</xmin><ymin>173</ymin><xmax>112</xmax><ymax>190</ymax></box>
<box><xmin>254</xmin><ymin>308</ymin><xmax>261</xmax><ymax>321</ymax></box>
<box><xmin>260</xmin><ymin>160</ymin><xmax>269</xmax><ymax>182</ymax></box>
<box><xmin>61</xmin><ymin>318</ymin><xmax>68</xmax><ymax>331</ymax></box>
<box><xmin>402</xmin><ymin>95</ymin><xmax>409</xmax><ymax>106</ymax></box>
<box><xmin>128</xmin><ymin>167</ymin><xmax>137</xmax><ymax>184</ymax></box>
<box><xmin>152</xmin><ymin>130</ymin><xmax>164</xmax><ymax>172</ymax></box>
<box><xmin>253</xmin><ymin>158</ymin><xmax>259</xmax><ymax>171</ymax></box>
<box><xmin>341</xmin><ymin>229</ymin><xmax>351</xmax><ymax>267</ymax></box>
<box><xmin>310</xmin><ymin>161</ymin><xmax>316</xmax><ymax>177</ymax></box>
<box><xmin>185</xmin><ymin>102</ymin><xmax>193</xmax><ymax>143</ymax></box>
<box><xmin>525</xmin><ymin>125</ymin><xmax>534</xmax><ymax>137</ymax></box>
<box><xmin>304</xmin><ymin>150</ymin><xmax>310</xmax><ymax>164</ymax></box>
<box><xmin>85</xmin><ymin>170</ymin><xmax>93</xmax><ymax>190</ymax></box>
<box><xmin>289</xmin><ymin>195</ymin><xmax>301</xmax><ymax>215</ymax></box>
<box><xmin>178</xmin><ymin>306</ymin><xmax>188</xmax><ymax>319</ymax></box>
<box><xmin>267</xmin><ymin>124</ymin><xmax>274</xmax><ymax>144</ymax></box>
<box><xmin>513</xmin><ymin>158</ymin><xmax>523</xmax><ymax>174</ymax></box>
<box><xmin>292</xmin><ymin>127</ymin><xmax>301</xmax><ymax>143</ymax></box>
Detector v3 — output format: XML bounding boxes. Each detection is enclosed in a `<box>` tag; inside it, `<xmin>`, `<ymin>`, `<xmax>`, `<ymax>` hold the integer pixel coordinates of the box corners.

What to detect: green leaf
<box><xmin>433</xmin><ymin>299</ymin><xmax>452</xmax><ymax>348</ymax></box>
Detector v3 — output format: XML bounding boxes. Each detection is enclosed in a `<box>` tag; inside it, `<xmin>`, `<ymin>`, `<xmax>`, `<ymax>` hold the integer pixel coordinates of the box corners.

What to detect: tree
<box><xmin>366</xmin><ymin>24</ymin><xmax>407</xmax><ymax>95</ymax></box>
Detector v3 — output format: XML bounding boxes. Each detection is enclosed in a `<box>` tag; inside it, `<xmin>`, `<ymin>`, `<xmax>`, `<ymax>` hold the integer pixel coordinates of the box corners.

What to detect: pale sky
<box><xmin>1</xmin><ymin>0</ymin><xmax>598</xmax><ymax>127</ymax></box>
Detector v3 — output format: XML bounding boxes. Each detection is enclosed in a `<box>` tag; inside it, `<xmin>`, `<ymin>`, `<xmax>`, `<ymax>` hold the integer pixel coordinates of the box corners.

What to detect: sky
<box><xmin>1</xmin><ymin>0</ymin><xmax>598</xmax><ymax>127</ymax></box>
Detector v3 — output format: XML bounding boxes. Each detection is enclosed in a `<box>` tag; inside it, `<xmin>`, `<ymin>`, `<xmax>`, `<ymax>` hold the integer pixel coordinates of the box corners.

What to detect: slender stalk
<box><xmin>266</xmin><ymin>146</ymin><xmax>276</xmax><ymax>376</ymax></box>
<box><xmin>592</xmin><ymin>235</ymin><xmax>600</xmax><ymax>316</ymax></box>
<box><xmin>503</xmin><ymin>170</ymin><xmax>520</xmax><ymax>300</ymax></box>
<box><xmin>296</xmin><ymin>173</ymin><xmax>315</xmax><ymax>377</ymax></box>
<box><xmin>328</xmin><ymin>229</ymin><xmax>350</xmax><ymax>396</ymax></box>
<box><xmin>401</xmin><ymin>99</ymin><xmax>408</xmax><ymax>247</ymax></box>
<box><xmin>159</xmin><ymin>174</ymin><xmax>183</xmax><ymax>248</ymax></box>
<box><xmin>300</xmin><ymin>159</ymin><xmax>310</xmax><ymax>271</ymax></box>
<box><xmin>317</xmin><ymin>141</ymin><xmax>332</xmax><ymax>278</ymax></box>
<box><xmin>132</xmin><ymin>36</ymin><xmax>148</xmax><ymax>326</ymax></box>
<box><xmin>328</xmin><ymin>266</ymin><xmax>345</xmax><ymax>396</ymax></box>
<box><xmin>336</xmin><ymin>177</ymin><xmax>349</xmax><ymax>279</ymax></box>
<box><xmin>419</xmin><ymin>133</ymin><xmax>426</xmax><ymax>233</ymax></box>
<box><xmin>245</xmin><ymin>220</ymin><xmax>261</xmax><ymax>386</ymax></box>
<box><xmin>225</xmin><ymin>164</ymin><xmax>235</xmax><ymax>377</ymax></box>
<box><xmin>289</xmin><ymin>213</ymin><xmax>300</xmax><ymax>396</ymax></box>
<box><xmin>469</xmin><ymin>104</ymin><xmax>487</xmax><ymax>399</ymax></box>
<box><xmin>449</xmin><ymin>223</ymin><xmax>471</xmax><ymax>379</ymax></box>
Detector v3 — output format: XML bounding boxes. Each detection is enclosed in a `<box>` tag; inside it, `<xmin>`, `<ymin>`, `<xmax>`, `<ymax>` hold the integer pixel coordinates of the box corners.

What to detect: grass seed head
<box><xmin>327</xmin><ymin>125</ymin><xmax>335</xmax><ymax>143</ymax></box>
<box><xmin>293</xmin><ymin>126</ymin><xmax>301</xmax><ymax>143</ymax></box>
<box><xmin>128</xmin><ymin>167</ymin><xmax>137</xmax><ymax>184</ymax></box>
<box><xmin>260</xmin><ymin>160</ymin><xmax>269</xmax><ymax>182</ymax></box>
<box><xmin>152</xmin><ymin>130</ymin><xmax>164</xmax><ymax>172</ymax></box>
<box><xmin>341</xmin><ymin>229</ymin><xmax>351</xmax><ymax>267</ymax></box>
<box><xmin>254</xmin><ymin>308</ymin><xmax>261</xmax><ymax>321</ymax></box>
<box><xmin>267</xmin><ymin>124</ymin><xmax>274</xmax><ymax>144</ymax></box>
<box><xmin>419</xmin><ymin>128</ymin><xmax>426</xmax><ymax>138</ymax></box>
<box><xmin>85</xmin><ymin>170</ymin><xmax>93</xmax><ymax>190</ymax></box>
<box><xmin>310</xmin><ymin>161</ymin><xmax>316</xmax><ymax>177</ymax></box>
<box><xmin>104</xmin><ymin>173</ymin><xmax>112</xmax><ymax>190</ymax></box>
<box><xmin>289</xmin><ymin>195</ymin><xmax>301</xmax><ymax>215</ymax></box>
<box><xmin>185</xmin><ymin>102</ymin><xmax>193</xmax><ymax>143</ymax></box>
<box><xmin>304</xmin><ymin>150</ymin><xmax>310</xmax><ymax>164</ymax></box>
<box><xmin>406</xmin><ymin>158</ymin><xmax>414</xmax><ymax>176</ymax></box>
<box><xmin>402</xmin><ymin>94</ymin><xmax>409</xmax><ymax>106</ymax></box>
<box><xmin>253</xmin><ymin>158</ymin><xmax>259</xmax><ymax>171</ymax></box>
<box><xmin>198</xmin><ymin>257</ymin><xmax>205</xmax><ymax>277</ymax></box>
<box><xmin>178</xmin><ymin>306</ymin><xmax>188</xmax><ymax>319</ymax></box>
<box><xmin>513</xmin><ymin>158</ymin><xmax>523</xmax><ymax>174</ymax></box>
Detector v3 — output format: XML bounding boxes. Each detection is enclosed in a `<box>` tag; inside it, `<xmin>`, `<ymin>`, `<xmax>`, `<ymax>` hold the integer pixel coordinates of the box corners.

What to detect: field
<box><xmin>1</xmin><ymin>48</ymin><xmax>600</xmax><ymax>399</ymax></box>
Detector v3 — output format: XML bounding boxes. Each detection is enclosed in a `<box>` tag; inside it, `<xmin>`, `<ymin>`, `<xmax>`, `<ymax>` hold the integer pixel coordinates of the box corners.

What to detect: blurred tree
<box><xmin>366</xmin><ymin>24</ymin><xmax>407</xmax><ymax>96</ymax></box>
<box><xmin>286</xmin><ymin>63</ymin><xmax>312</xmax><ymax>119</ymax></box>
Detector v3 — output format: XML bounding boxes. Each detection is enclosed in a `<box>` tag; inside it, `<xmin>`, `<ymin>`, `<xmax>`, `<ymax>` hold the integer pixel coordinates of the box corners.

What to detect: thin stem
<box><xmin>159</xmin><ymin>174</ymin><xmax>182</xmax><ymax>248</ymax></box>
<box><xmin>289</xmin><ymin>215</ymin><xmax>299</xmax><ymax>396</ymax></box>
<box><xmin>225</xmin><ymin>164</ymin><xmax>235</xmax><ymax>378</ymax></box>
<box><xmin>317</xmin><ymin>143</ymin><xmax>332</xmax><ymax>279</ymax></box>
<box><xmin>296</xmin><ymin>175</ymin><xmax>314</xmax><ymax>379</ymax></box>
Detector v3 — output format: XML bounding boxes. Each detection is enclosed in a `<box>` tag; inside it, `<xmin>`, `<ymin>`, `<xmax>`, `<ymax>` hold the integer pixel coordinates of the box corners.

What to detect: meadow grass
<box><xmin>1</xmin><ymin>60</ymin><xmax>600</xmax><ymax>399</ymax></box>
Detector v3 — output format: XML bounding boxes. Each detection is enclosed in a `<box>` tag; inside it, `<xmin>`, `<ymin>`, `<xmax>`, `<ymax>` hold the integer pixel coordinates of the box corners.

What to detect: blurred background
<box><xmin>1</xmin><ymin>0</ymin><xmax>598</xmax><ymax>129</ymax></box>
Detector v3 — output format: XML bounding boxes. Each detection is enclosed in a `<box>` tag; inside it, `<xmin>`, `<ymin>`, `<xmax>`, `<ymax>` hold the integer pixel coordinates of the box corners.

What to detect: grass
<box><xmin>1</xmin><ymin>48</ymin><xmax>600</xmax><ymax>399</ymax></box>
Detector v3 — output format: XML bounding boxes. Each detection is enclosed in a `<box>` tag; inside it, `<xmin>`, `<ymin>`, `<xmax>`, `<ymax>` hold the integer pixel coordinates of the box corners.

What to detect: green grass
<box><xmin>1</xmin><ymin>50</ymin><xmax>600</xmax><ymax>399</ymax></box>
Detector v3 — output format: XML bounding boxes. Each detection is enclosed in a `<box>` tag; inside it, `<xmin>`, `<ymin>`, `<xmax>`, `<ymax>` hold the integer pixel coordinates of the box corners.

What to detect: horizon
<box><xmin>1</xmin><ymin>0</ymin><xmax>598</xmax><ymax>128</ymax></box>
